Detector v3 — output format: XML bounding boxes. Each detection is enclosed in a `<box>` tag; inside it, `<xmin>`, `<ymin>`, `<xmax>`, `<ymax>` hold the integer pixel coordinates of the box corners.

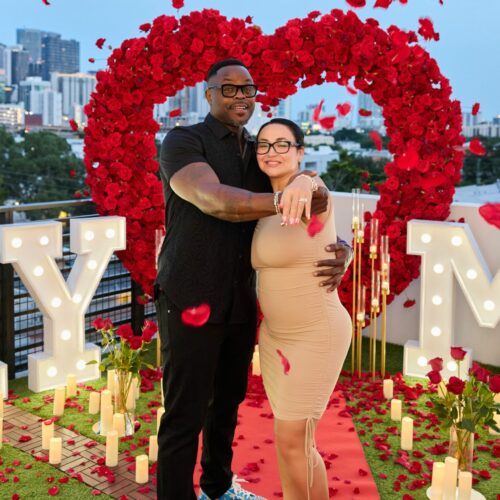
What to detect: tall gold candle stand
<box><xmin>356</xmin><ymin>285</ymin><xmax>366</xmax><ymax>376</ymax></box>
<box><xmin>368</xmin><ymin>218</ymin><xmax>379</xmax><ymax>376</ymax></box>
<box><xmin>350</xmin><ymin>189</ymin><xmax>360</xmax><ymax>375</ymax></box>
<box><xmin>380</xmin><ymin>235</ymin><xmax>390</xmax><ymax>378</ymax></box>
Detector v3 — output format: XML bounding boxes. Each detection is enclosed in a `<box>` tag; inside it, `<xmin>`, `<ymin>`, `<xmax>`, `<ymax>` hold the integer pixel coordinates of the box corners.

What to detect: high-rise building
<box><xmin>42</xmin><ymin>34</ymin><xmax>79</xmax><ymax>80</ymax></box>
<box><xmin>0</xmin><ymin>43</ymin><xmax>6</xmax><ymax>71</ymax></box>
<box><xmin>357</xmin><ymin>92</ymin><xmax>384</xmax><ymax>130</ymax></box>
<box><xmin>274</xmin><ymin>98</ymin><xmax>292</xmax><ymax>120</ymax></box>
<box><xmin>4</xmin><ymin>46</ymin><xmax>30</xmax><ymax>85</ymax></box>
<box><xmin>462</xmin><ymin>108</ymin><xmax>483</xmax><ymax>128</ymax></box>
<box><xmin>18</xmin><ymin>76</ymin><xmax>51</xmax><ymax>106</ymax></box>
<box><xmin>18</xmin><ymin>76</ymin><xmax>62</xmax><ymax>126</ymax></box>
<box><xmin>50</xmin><ymin>72</ymin><xmax>95</xmax><ymax>120</ymax></box>
<box><xmin>0</xmin><ymin>103</ymin><xmax>25</xmax><ymax>128</ymax></box>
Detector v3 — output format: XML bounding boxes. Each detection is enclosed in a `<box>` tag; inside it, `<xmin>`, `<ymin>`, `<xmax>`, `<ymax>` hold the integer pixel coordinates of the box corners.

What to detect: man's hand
<box><xmin>314</xmin><ymin>241</ymin><xmax>353</xmax><ymax>292</ymax></box>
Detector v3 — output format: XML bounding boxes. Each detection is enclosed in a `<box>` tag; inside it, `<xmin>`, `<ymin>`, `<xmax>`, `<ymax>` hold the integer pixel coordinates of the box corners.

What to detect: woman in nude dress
<box><xmin>251</xmin><ymin>119</ymin><xmax>352</xmax><ymax>500</ymax></box>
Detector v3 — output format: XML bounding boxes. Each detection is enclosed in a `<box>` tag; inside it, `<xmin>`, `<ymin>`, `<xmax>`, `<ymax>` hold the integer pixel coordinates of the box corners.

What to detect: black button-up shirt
<box><xmin>156</xmin><ymin>113</ymin><xmax>272</xmax><ymax>324</ymax></box>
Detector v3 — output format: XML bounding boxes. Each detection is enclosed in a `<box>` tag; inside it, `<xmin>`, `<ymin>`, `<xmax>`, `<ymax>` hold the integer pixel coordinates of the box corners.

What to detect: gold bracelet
<box><xmin>273</xmin><ymin>191</ymin><xmax>281</xmax><ymax>215</ymax></box>
<box><xmin>297</xmin><ymin>174</ymin><xmax>318</xmax><ymax>192</ymax></box>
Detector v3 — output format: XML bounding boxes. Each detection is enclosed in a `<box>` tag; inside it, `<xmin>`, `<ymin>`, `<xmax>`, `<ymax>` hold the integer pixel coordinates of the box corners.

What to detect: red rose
<box><xmin>446</xmin><ymin>376</ymin><xmax>465</xmax><ymax>395</ymax></box>
<box><xmin>142</xmin><ymin>320</ymin><xmax>158</xmax><ymax>342</ymax></box>
<box><xmin>469</xmin><ymin>362</ymin><xmax>490</xmax><ymax>383</ymax></box>
<box><xmin>93</xmin><ymin>317</ymin><xmax>113</xmax><ymax>331</ymax></box>
<box><xmin>426</xmin><ymin>370</ymin><xmax>442</xmax><ymax>385</ymax></box>
<box><xmin>172</xmin><ymin>0</ymin><xmax>184</xmax><ymax>9</ymax></box>
<box><xmin>428</xmin><ymin>357</ymin><xmax>443</xmax><ymax>372</ymax></box>
<box><xmin>127</xmin><ymin>336</ymin><xmax>143</xmax><ymax>350</ymax></box>
<box><xmin>450</xmin><ymin>346</ymin><xmax>466</xmax><ymax>361</ymax></box>
<box><xmin>116</xmin><ymin>324</ymin><xmax>134</xmax><ymax>340</ymax></box>
<box><xmin>489</xmin><ymin>374</ymin><xmax>500</xmax><ymax>394</ymax></box>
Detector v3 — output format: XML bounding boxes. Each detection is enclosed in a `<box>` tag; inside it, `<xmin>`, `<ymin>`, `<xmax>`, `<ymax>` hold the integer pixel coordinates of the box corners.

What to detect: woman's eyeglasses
<box><xmin>255</xmin><ymin>141</ymin><xmax>301</xmax><ymax>155</ymax></box>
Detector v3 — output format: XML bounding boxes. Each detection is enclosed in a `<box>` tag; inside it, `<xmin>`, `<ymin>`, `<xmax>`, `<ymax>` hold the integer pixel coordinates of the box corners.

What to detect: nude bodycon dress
<box><xmin>251</xmin><ymin>197</ymin><xmax>352</xmax><ymax>486</ymax></box>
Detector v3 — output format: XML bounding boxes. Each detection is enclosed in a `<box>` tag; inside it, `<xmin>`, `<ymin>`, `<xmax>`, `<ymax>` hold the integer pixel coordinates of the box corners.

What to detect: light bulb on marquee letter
<box><xmin>405</xmin><ymin>220</ymin><xmax>500</xmax><ymax>379</ymax></box>
<box><xmin>0</xmin><ymin>217</ymin><xmax>126</xmax><ymax>392</ymax></box>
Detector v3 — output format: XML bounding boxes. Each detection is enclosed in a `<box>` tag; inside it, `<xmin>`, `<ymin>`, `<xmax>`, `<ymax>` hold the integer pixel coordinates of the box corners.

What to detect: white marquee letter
<box><xmin>0</xmin><ymin>217</ymin><xmax>126</xmax><ymax>392</ymax></box>
<box><xmin>405</xmin><ymin>220</ymin><xmax>499</xmax><ymax>379</ymax></box>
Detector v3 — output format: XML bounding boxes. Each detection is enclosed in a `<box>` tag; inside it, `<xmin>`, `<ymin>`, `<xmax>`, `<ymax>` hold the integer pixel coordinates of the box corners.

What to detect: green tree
<box><xmin>3</xmin><ymin>131</ymin><xmax>85</xmax><ymax>204</ymax></box>
<box><xmin>460</xmin><ymin>138</ymin><xmax>500</xmax><ymax>186</ymax></box>
<box><xmin>321</xmin><ymin>149</ymin><xmax>387</xmax><ymax>193</ymax></box>
<box><xmin>0</xmin><ymin>127</ymin><xmax>23</xmax><ymax>203</ymax></box>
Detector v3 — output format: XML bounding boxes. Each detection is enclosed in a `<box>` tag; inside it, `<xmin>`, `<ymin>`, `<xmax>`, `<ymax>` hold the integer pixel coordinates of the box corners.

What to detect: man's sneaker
<box><xmin>198</xmin><ymin>477</ymin><xmax>267</xmax><ymax>500</ymax></box>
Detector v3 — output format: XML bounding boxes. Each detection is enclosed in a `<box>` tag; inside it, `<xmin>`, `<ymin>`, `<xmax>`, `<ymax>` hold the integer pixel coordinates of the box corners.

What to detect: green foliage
<box><xmin>0</xmin><ymin>128</ymin><xmax>85</xmax><ymax>206</ymax></box>
<box><xmin>461</xmin><ymin>138</ymin><xmax>500</xmax><ymax>186</ymax></box>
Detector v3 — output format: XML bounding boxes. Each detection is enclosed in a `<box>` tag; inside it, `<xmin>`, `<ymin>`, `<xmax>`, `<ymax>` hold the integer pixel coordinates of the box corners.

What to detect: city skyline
<box><xmin>2</xmin><ymin>0</ymin><xmax>499</xmax><ymax>121</ymax></box>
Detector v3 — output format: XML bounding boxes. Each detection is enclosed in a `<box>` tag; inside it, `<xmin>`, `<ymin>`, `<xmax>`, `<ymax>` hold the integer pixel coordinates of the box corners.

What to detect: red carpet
<box><xmin>194</xmin><ymin>375</ymin><xmax>380</xmax><ymax>499</ymax></box>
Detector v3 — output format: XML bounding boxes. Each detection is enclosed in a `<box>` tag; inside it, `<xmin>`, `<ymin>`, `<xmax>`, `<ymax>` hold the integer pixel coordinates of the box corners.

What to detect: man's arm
<box><xmin>314</xmin><ymin>239</ymin><xmax>353</xmax><ymax>292</ymax></box>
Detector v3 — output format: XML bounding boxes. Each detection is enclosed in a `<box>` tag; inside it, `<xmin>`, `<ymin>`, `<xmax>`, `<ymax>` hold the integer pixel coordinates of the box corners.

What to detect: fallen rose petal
<box><xmin>181</xmin><ymin>304</ymin><xmax>211</xmax><ymax>327</ymax></box>
<box><xmin>95</xmin><ymin>38</ymin><xmax>106</xmax><ymax>49</ymax></box>
<box><xmin>276</xmin><ymin>349</ymin><xmax>291</xmax><ymax>375</ymax></box>
<box><xmin>319</xmin><ymin>115</ymin><xmax>336</xmax><ymax>130</ymax></box>
<box><xmin>48</xmin><ymin>487</ymin><xmax>59</xmax><ymax>496</ymax></box>
<box><xmin>369</xmin><ymin>130</ymin><xmax>382</xmax><ymax>151</ymax></box>
<box><xmin>169</xmin><ymin>108</ymin><xmax>182</xmax><ymax>118</ymax></box>
<box><xmin>312</xmin><ymin>100</ymin><xmax>324</xmax><ymax>122</ymax></box>
<box><xmin>69</xmin><ymin>119</ymin><xmax>78</xmax><ymax>132</ymax></box>
<box><xmin>479</xmin><ymin>203</ymin><xmax>500</xmax><ymax>229</ymax></box>
<box><xmin>469</xmin><ymin>138</ymin><xmax>486</xmax><ymax>156</ymax></box>
<box><xmin>336</xmin><ymin>102</ymin><xmax>352</xmax><ymax>116</ymax></box>
<box><xmin>472</xmin><ymin>102</ymin><xmax>480</xmax><ymax>116</ymax></box>
<box><xmin>307</xmin><ymin>214</ymin><xmax>324</xmax><ymax>237</ymax></box>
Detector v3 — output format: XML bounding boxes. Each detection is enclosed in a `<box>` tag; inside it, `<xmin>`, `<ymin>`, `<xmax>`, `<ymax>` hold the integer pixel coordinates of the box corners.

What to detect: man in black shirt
<box><xmin>156</xmin><ymin>59</ymin><xmax>351</xmax><ymax>500</ymax></box>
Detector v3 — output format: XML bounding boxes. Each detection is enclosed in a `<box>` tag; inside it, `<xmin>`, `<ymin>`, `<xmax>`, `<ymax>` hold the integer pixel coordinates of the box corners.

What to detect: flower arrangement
<box><xmin>89</xmin><ymin>317</ymin><xmax>158</xmax><ymax>420</ymax></box>
<box><xmin>426</xmin><ymin>347</ymin><xmax>500</xmax><ymax>470</ymax></box>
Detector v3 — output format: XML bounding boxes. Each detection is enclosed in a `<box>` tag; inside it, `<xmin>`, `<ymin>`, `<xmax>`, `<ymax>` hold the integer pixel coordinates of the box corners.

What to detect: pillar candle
<box><xmin>490</xmin><ymin>392</ymin><xmax>500</xmax><ymax>435</ymax></box>
<box><xmin>126</xmin><ymin>382</ymin><xmax>136</xmax><ymax>411</ymax></box>
<box><xmin>157</xmin><ymin>406</ymin><xmax>165</xmax><ymax>434</ymax></box>
<box><xmin>100</xmin><ymin>389</ymin><xmax>112</xmax><ymax>413</ymax></box>
<box><xmin>113</xmin><ymin>413</ymin><xmax>125</xmax><ymax>437</ymax></box>
<box><xmin>401</xmin><ymin>416</ymin><xmax>413</xmax><ymax>450</ymax></box>
<box><xmin>49</xmin><ymin>437</ymin><xmax>62</xmax><ymax>464</ymax></box>
<box><xmin>390</xmin><ymin>399</ymin><xmax>402</xmax><ymax>421</ymax></box>
<box><xmin>383</xmin><ymin>379</ymin><xmax>394</xmax><ymax>399</ymax></box>
<box><xmin>105</xmin><ymin>430</ymin><xmax>118</xmax><ymax>467</ymax></box>
<box><xmin>53</xmin><ymin>386</ymin><xmax>66</xmax><ymax>416</ymax></box>
<box><xmin>89</xmin><ymin>391</ymin><xmax>100</xmax><ymax>414</ymax></box>
<box><xmin>134</xmin><ymin>377</ymin><xmax>140</xmax><ymax>400</ymax></box>
<box><xmin>135</xmin><ymin>454</ymin><xmax>149</xmax><ymax>484</ymax></box>
<box><xmin>0</xmin><ymin>418</ymin><xmax>3</xmax><ymax>449</ymax></box>
<box><xmin>149</xmin><ymin>435</ymin><xmax>158</xmax><ymax>462</ymax></box>
<box><xmin>41</xmin><ymin>419</ymin><xmax>54</xmax><ymax>450</ymax></box>
<box><xmin>0</xmin><ymin>391</ymin><xmax>3</xmax><ymax>418</ymax></box>
<box><xmin>430</xmin><ymin>461</ymin><xmax>445</xmax><ymax>499</ymax></box>
<box><xmin>252</xmin><ymin>346</ymin><xmax>261</xmax><ymax>376</ymax></box>
<box><xmin>101</xmin><ymin>404</ymin><xmax>113</xmax><ymax>436</ymax></box>
<box><xmin>66</xmin><ymin>373</ymin><xmax>77</xmax><ymax>398</ymax></box>
<box><xmin>107</xmin><ymin>369</ymin><xmax>116</xmax><ymax>394</ymax></box>
<box><xmin>457</xmin><ymin>471</ymin><xmax>472</xmax><ymax>500</ymax></box>
<box><xmin>443</xmin><ymin>456</ymin><xmax>458</xmax><ymax>499</ymax></box>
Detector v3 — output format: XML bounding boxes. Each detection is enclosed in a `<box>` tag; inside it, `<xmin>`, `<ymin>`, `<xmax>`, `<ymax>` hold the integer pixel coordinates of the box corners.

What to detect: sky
<box><xmin>2</xmin><ymin>0</ymin><xmax>500</xmax><ymax>120</ymax></box>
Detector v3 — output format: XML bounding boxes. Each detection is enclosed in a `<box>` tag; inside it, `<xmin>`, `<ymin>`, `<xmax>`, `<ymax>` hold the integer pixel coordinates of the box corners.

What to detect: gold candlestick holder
<box><xmin>356</xmin><ymin>285</ymin><xmax>366</xmax><ymax>376</ymax></box>
<box><xmin>380</xmin><ymin>236</ymin><xmax>390</xmax><ymax>378</ymax></box>
<box><xmin>351</xmin><ymin>218</ymin><xmax>358</xmax><ymax>375</ymax></box>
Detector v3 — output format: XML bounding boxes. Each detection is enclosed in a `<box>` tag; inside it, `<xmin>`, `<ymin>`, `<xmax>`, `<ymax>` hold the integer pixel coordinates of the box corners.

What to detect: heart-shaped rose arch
<box><xmin>83</xmin><ymin>8</ymin><xmax>464</xmax><ymax>310</ymax></box>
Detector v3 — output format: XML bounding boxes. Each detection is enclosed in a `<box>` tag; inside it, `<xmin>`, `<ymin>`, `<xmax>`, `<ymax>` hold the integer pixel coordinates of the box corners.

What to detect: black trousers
<box><xmin>155</xmin><ymin>291</ymin><xmax>257</xmax><ymax>500</ymax></box>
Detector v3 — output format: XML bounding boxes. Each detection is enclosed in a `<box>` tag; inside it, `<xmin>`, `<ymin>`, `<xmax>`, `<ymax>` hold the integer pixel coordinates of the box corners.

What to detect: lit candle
<box><xmin>66</xmin><ymin>373</ymin><xmax>77</xmax><ymax>398</ymax></box>
<box><xmin>41</xmin><ymin>419</ymin><xmax>54</xmax><ymax>450</ymax></box>
<box><xmin>134</xmin><ymin>376</ymin><xmax>140</xmax><ymax>400</ymax></box>
<box><xmin>383</xmin><ymin>379</ymin><xmax>394</xmax><ymax>400</ymax></box>
<box><xmin>105</xmin><ymin>430</ymin><xmax>118</xmax><ymax>467</ymax></box>
<box><xmin>457</xmin><ymin>470</ymin><xmax>472</xmax><ymax>500</ymax></box>
<box><xmin>135</xmin><ymin>454</ymin><xmax>149</xmax><ymax>484</ymax></box>
<box><xmin>401</xmin><ymin>416</ymin><xmax>413</xmax><ymax>450</ymax></box>
<box><xmin>113</xmin><ymin>413</ymin><xmax>125</xmax><ymax>437</ymax></box>
<box><xmin>101</xmin><ymin>404</ymin><xmax>113</xmax><ymax>436</ymax></box>
<box><xmin>49</xmin><ymin>437</ymin><xmax>62</xmax><ymax>464</ymax></box>
<box><xmin>89</xmin><ymin>391</ymin><xmax>100</xmax><ymax>414</ymax></box>
<box><xmin>430</xmin><ymin>461</ymin><xmax>445</xmax><ymax>499</ymax></box>
<box><xmin>53</xmin><ymin>386</ymin><xmax>66</xmax><ymax>416</ymax></box>
<box><xmin>148</xmin><ymin>435</ymin><xmax>158</xmax><ymax>462</ymax></box>
<box><xmin>490</xmin><ymin>392</ymin><xmax>500</xmax><ymax>435</ymax></box>
<box><xmin>370</xmin><ymin>218</ymin><xmax>379</xmax><ymax>251</ymax></box>
<box><xmin>252</xmin><ymin>346</ymin><xmax>261</xmax><ymax>376</ymax></box>
<box><xmin>126</xmin><ymin>382</ymin><xmax>136</xmax><ymax>411</ymax></box>
<box><xmin>157</xmin><ymin>406</ymin><xmax>165</xmax><ymax>434</ymax></box>
<box><xmin>100</xmin><ymin>389</ymin><xmax>112</xmax><ymax>413</ymax></box>
<box><xmin>351</xmin><ymin>188</ymin><xmax>360</xmax><ymax>226</ymax></box>
<box><xmin>107</xmin><ymin>369</ymin><xmax>116</xmax><ymax>394</ymax></box>
<box><xmin>381</xmin><ymin>235</ymin><xmax>389</xmax><ymax>262</ymax></box>
<box><xmin>390</xmin><ymin>399</ymin><xmax>402</xmax><ymax>421</ymax></box>
<box><xmin>357</xmin><ymin>285</ymin><xmax>366</xmax><ymax>318</ymax></box>
<box><xmin>443</xmin><ymin>456</ymin><xmax>458</xmax><ymax>499</ymax></box>
<box><xmin>0</xmin><ymin>391</ymin><xmax>3</xmax><ymax>418</ymax></box>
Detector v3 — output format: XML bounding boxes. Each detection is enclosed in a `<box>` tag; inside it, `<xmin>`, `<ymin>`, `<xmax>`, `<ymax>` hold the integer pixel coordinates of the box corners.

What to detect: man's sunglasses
<box><xmin>207</xmin><ymin>84</ymin><xmax>258</xmax><ymax>98</ymax></box>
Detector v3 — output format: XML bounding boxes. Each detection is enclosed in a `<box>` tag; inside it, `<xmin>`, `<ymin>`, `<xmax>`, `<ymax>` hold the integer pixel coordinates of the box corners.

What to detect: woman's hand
<box><xmin>280</xmin><ymin>175</ymin><xmax>314</xmax><ymax>225</ymax></box>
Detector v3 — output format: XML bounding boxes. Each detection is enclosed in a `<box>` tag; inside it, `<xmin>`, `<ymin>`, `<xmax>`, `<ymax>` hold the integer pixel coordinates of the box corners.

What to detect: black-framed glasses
<box><xmin>207</xmin><ymin>84</ymin><xmax>258</xmax><ymax>98</ymax></box>
<box><xmin>255</xmin><ymin>141</ymin><xmax>301</xmax><ymax>155</ymax></box>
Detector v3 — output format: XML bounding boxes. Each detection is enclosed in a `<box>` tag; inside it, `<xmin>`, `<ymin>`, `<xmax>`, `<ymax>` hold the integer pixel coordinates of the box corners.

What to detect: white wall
<box><xmin>332</xmin><ymin>192</ymin><xmax>500</xmax><ymax>367</ymax></box>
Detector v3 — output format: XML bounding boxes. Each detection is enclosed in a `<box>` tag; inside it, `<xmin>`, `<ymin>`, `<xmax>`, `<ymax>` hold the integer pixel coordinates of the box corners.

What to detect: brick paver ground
<box><xmin>1</xmin><ymin>402</ymin><xmax>156</xmax><ymax>499</ymax></box>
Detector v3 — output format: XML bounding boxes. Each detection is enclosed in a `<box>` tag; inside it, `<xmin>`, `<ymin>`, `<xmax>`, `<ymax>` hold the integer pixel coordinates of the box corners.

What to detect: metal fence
<box><xmin>0</xmin><ymin>199</ymin><xmax>156</xmax><ymax>379</ymax></box>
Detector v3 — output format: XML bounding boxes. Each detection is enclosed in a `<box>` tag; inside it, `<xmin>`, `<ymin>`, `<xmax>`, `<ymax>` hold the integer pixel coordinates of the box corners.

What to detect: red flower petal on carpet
<box><xmin>479</xmin><ymin>203</ymin><xmax>500</xmax><ymax>229</ymax></box>
<box><xmin>336</xmin><ymin>102</ymin><xmax>352</xmax><ymax>116</ymax></box>
<box><xmin>48</xmin><ymin>487</ymin><xmax>60</xmax><ymax>496</ymax></box>
<box><xmin>137</xmin><ymin>486</ymin><xmax>150</xmax><ymax>493</ymax></box>
<box><xmin>307</xmin><ymin>214</ymin><xmax>324</xmax><ymax>237</ymax></box>
<box><xmin>319</xmin><ymin>116</ymin><xmax>336</xmax><ymax>130</ymax></box>
<box><xmin>169</xmin><ymin>108</ymin><xmax>182</xmax><ymax>118</ymax></box>
<box><xmin>181</xmin><ymin>304</ymin><xmax>211</xmax><ymax>327</ymax></box>
<box><xmin>276</xmin><ymin>349</ymin><xmax>291</xmax><ymax>375</ymax></box>
<box><xmin>472</xmin><ymin>102</ymin><xmax>480</xmax><ymax>115</ymax></box>
<box><xmin>18</xmin><ymin>435</ymin><xmax>32</xmax><ymax>442</ymax></box>
<box><xmin>478</xmin><ymin>470</ymin><xmax>491</xmax><ymax>479</ymax></box>
<box><xmin>369</xmin><ymin>131</ymin><xmax>382</xmax><ymax>151</ymax></box>
<box><xmin>469</xmin><ymin>138</ymin><xmax>486</xmax><ymax>156</ymax></box>
<box><xmin>312</xmin><ymin>99</ymin><xmax>324</xmax><ymax>122</ymax></box>
<box><xmin>359</xmin><ymin>108</ymin><xmax>372</xmax><ymax>117</ymax></box>
<box><xmin>95</xmin><ymin>38</ymin><xmax>106</xmax><ymax>49</ymax></box>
